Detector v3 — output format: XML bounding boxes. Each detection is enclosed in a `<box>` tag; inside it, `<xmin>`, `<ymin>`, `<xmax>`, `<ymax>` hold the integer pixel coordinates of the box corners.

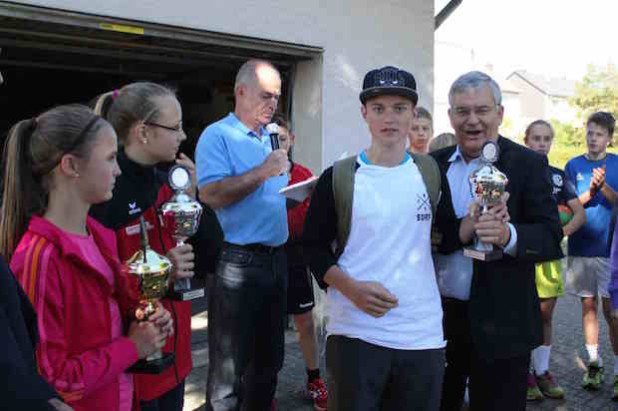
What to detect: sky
<box><xmin>434</xmin><ymin>0</ymin><xmax>618</xmax><ymax>81</ymax></box>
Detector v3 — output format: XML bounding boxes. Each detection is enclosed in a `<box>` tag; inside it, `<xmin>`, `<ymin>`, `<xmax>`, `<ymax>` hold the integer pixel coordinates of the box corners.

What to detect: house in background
<box><xmin>433</xmin><ymin>40</ymin><xmax>579</xmax><ymax>140</ymax></box>
<box><xmin>433</xmin><ymin>48</ymin><xmax>526</xmax><ymax>139</ymax></box>
<box><xmin>506</xmin><ymin>70</ymin><xmax>578</xmax><ymax>131</ymax></box>
<box><xmin>496</xmin><ymin>76</ymin><xmax>523</xmax><ymax>139</ymax></box>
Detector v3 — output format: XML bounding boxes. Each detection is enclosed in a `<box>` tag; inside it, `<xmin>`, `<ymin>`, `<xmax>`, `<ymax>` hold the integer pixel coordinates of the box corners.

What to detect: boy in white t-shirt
<box><xmin>302</xmin><ymin>66</ymin><xmax>493</xmax><ymax>411</ymax></box>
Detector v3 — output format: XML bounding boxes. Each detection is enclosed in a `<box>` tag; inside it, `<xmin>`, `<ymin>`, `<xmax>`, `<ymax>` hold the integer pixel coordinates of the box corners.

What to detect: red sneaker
<box><xmin>307</xmin><ymin>378</ymin><xmax>328</xmax><ymax>411</ymax></box>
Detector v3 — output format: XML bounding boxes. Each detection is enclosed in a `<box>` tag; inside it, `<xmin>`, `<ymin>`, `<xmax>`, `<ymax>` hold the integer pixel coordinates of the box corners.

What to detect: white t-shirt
<box><xmin>327</xmin><ymin>156</ymin><xmax>445</xmax><ymax>350</ymax></box>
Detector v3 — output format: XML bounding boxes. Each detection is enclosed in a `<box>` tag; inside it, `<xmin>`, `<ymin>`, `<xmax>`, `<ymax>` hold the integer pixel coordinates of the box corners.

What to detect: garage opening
<box><xmin>0</xmin><ymin>2</ymin><xmax>322</xmax><ymax>158</ymax></box>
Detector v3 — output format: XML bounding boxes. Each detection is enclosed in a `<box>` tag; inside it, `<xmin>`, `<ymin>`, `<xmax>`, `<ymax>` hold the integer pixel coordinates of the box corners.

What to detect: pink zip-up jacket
<box><xmin>10</xmin><ymin>215</ymin><xmax>140</xmax><ymax>411</ymax></box>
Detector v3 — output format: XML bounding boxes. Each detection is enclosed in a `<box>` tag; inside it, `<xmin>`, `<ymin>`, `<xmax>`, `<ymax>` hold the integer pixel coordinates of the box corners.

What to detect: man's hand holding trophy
<box><xmin>463</xmin><ymin>140</ymin><xmax>511</xmax><ymax>261</ymax></box>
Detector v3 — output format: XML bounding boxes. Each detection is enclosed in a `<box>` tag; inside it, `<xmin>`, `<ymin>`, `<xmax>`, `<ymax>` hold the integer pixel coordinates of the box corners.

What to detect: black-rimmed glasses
<box><xmin>145</xmin><ymin>121</ymin><xmax>183</xmax><ymax>132</ymax></box>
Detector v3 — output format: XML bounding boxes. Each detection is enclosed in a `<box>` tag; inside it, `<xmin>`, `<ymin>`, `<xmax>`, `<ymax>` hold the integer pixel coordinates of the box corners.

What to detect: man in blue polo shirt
<box><xmin>197</xmin><ymin>59</ymin><xmax>289</xmax><ymax>411</ymax></box>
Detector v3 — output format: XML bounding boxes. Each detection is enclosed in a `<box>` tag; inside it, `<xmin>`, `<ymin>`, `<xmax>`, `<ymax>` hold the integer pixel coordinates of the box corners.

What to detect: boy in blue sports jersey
<box><xmin>565</xmin><ymin>111</ymin><xmax>618</xmax><ymax>398</ymax></box>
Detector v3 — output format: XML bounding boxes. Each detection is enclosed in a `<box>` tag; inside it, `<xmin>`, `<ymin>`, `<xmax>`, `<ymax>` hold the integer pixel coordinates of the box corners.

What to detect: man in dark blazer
<box><xmin>0</xmin><ymin>254</ymin><xmax>71</xmax><ymax>410</ymax></box>
<box><xmin>431</xmin><ymin>71</ymin><xmax>563</xmax><ymax>411</ymax></box>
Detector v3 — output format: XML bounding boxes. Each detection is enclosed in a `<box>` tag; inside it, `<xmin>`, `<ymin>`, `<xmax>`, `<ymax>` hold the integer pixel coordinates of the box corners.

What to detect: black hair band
<box><xmin>67</xmin><ymin>116</ymin><xmax>101</xmax><ymax>154</ymax></box>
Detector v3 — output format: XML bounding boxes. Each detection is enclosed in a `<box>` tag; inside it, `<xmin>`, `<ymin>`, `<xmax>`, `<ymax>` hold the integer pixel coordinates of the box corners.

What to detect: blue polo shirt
<box><xmin>195</xmin><ymin>113</ymin><xmax>288</xmax><ymax>246</ymax></box>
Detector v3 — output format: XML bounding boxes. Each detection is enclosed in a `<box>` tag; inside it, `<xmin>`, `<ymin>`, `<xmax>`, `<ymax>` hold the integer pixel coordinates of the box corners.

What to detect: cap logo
<box><xmin>376</xmin><ymin>69</ymin><xmax>404</xmax><ymax>87</ymax></box>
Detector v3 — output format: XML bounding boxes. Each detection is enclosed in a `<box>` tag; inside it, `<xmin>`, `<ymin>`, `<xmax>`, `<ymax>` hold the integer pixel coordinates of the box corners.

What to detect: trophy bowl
<box><xmin>161</xmin><ymin>165</ymin><xmax>204</xmax><ymax>301</ymax></box>
<box><xmin>127</xmin><ymin>249</ymin><xmax>173</xmax><ymax>321</ymax></box>
<box><xmin>470</xmin><ymin>164</ymin><xmax>508</xmax><ymax>211</ymax></box>
<box><xmin>161</xmin><ymin>200</ymin><xmax>202</xmax><ymax>242</ymax></box>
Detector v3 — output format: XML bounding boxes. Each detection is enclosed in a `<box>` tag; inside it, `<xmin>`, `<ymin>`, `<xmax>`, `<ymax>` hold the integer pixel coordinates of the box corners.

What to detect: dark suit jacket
<box><xmin>0</xmin><ymin>255</ymin><xmax>58</xmax><ymax>410</ymax></box>
<box><xmin>431</xmin><ymin>136</ymin><xmax>564</xmax><ymax>360</ymax></box>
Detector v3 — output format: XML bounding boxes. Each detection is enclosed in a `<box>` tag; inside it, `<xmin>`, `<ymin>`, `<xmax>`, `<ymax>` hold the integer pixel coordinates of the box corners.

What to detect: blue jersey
<box><xmin>565</xmin><ymin>153</ymin><xmax>618</xmax><ymax>257</ymax></box>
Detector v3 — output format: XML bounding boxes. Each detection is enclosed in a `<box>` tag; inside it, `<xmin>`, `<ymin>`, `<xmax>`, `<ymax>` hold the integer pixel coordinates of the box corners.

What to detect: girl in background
<box><xmin>91</xmin><ymin>83</ymin><xmax>195</xmax><ymax>411</ymax></box>
<box><xmin>524</xmin><ymin>119</ymin><xmax>586</xmax><ymax>401</ymax></box>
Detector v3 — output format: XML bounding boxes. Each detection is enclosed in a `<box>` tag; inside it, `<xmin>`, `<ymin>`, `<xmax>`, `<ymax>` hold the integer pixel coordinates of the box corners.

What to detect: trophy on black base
<box><xmin>463</xmin><ymin>140</ymin><xmax>508</xmax><ymax>261</ymax></box>
<box><xmin>161</xmin><ymin>165</ymin><xmax>205</xmax><ymax>301</ymax></box>
<box><xmin>127</xmin><ymin>216</ymin><xmax>175</xmax><ymax>374</ymax></box>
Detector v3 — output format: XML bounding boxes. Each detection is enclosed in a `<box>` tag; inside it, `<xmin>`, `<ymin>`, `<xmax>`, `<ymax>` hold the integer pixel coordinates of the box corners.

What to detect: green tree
<box><xmin>547</xmin><ymin>120</ymin><xmax>585</xmax><ymax>168</ymax></box>
<box><xmin>544</xmin><ymin>64</ymin><xmax>618</xmax><ymax>169</ymax></box>
<box><xmin>551</xmin><ymin>119</ymin><xmax>585</xmax><ymax>149</ymax></box>
<box><xmin>570</xmin><ymin>63</ymin><xmax>618</xmax><ymax>120</ymax></box>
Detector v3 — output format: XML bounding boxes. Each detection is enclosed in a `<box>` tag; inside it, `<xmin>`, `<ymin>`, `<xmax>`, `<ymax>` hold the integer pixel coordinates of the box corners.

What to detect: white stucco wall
<box><xmin>14</xmin><ymin>0</ymin><xmax>434</xmax><ymax>172</ymax></box>
<box><xmin>433</xmin><ymin>41</ymin><xmax>477</xmax><ymax>136</ymax></box>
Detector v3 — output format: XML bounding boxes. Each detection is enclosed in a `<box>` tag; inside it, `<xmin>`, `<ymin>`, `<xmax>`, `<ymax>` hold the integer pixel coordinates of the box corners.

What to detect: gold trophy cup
<box><xmin>463</xmin><ymin>140</ymin><xmax>508</xmax><ymax>261</ymax></box>
<box><xmin>161</xmin><ymin>165</ymin><xmax>204</xmax><ymax>301</ymax></box>
<box><xmin>127</xmin><ymin>216</ymin><xmax>175</xmax><ymax>374</ymax></box>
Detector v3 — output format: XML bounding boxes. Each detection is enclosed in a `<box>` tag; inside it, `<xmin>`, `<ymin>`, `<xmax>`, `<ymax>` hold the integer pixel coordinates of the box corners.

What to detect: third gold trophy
<box><xmin>127</xmin><ymin>216</ymin><xmax>175</xmax><ymax>374</ymax></box>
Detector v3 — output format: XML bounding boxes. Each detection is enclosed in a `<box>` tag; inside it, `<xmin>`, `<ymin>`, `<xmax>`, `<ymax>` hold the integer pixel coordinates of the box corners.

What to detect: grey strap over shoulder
<box><xmin>410</xmin><ymin>152</ymin><xmax>441</xmax><ymax>217</ymax></box>
<box><xmin>332</xmin><ymin>155</ymin><xmax>358</xmax><ymax>258</ymax></box>
<box><xmin>332</xmin><ymin>153</ymin><xmax>441</xmax><ymax>258</ymax></box>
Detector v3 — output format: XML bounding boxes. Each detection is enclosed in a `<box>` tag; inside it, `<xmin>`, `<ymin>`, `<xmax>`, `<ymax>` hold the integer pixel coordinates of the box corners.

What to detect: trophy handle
<box><xmin>170</xmin><ymin>237</ymin><xmax>205</xmax><ymax>300</ymax></box>
<box><xmin>172</xmin><ymin>237</ymin><xmax>191</xmax><ymax>291</ymax></box>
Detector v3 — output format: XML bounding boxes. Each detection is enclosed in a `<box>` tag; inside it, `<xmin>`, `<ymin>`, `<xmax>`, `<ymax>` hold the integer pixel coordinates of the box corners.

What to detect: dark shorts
<box><xmin>287</xmin><ymin>264</ymin><xmax>315</xmax><ymax>314</ymax></box>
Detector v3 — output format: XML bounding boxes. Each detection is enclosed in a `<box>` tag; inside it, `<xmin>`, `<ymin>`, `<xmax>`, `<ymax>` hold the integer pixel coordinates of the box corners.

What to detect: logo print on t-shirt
<box><xmin>552</xmin><ymin>174</ymin><xmax>563</xmax><ymax>187</ymax></box>
<box><xmin>416</xmin><ymin>193</ymin><xmax>431</xmax><ymax>222</ymax></box>
<box><xmin>576</xmin><ymin>173</ymin><xmax>584</xmax><ymax>182</ymax></box>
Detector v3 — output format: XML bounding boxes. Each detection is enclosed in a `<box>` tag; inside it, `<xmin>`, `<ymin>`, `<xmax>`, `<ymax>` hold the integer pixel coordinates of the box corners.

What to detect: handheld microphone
<box><xmin>266</xmin><ymin>123</ymin><xmax>280</xmax><ymax>150</ymax></box>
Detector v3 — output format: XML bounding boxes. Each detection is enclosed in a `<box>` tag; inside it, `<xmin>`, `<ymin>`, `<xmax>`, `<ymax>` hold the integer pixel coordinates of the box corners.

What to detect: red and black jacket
<box><xmin>90</xmin><ymin>150</ymin><xmax>192</xmax><ymax>401</ymax></box>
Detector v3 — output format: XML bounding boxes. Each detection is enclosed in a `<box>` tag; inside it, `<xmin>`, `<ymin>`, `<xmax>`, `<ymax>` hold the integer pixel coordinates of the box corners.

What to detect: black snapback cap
<box><xmin>359</xmin><ymin>66</ymin><xmax>418</xmax><ymax>105</ymax></box>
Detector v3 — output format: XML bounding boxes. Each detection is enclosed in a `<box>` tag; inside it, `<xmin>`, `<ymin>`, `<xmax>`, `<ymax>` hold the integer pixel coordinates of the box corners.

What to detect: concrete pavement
<box><xmin>184</xmin><ymin>290</ymin><xmax>618</xmax><ymax>410</ymax></box>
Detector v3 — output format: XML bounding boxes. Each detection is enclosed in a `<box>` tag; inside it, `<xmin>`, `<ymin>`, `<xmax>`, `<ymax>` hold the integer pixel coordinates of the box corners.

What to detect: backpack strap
<box><xmin>332</xmin><ymin>155</ymin><xmax>358</xmax><ymax>258</ymax></box>
<box><xmin>410</xmin><ymin>152</ymin><xmax>441</xmax><ymax>217</ymax></box>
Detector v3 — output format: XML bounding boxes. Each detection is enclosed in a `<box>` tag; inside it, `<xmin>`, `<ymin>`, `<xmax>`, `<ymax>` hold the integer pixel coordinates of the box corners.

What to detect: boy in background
<box><xmin>565</xmin><ymin>111</ymin><xmax>618</xmax><ymax>398</ymax></box>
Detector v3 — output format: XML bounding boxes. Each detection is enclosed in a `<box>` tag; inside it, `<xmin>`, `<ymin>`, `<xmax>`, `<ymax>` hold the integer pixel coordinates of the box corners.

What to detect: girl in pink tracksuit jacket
<box><xmin>0</xmin><ymin>104</ymin><xmax>174</xmax><ymax>411</ymax></box>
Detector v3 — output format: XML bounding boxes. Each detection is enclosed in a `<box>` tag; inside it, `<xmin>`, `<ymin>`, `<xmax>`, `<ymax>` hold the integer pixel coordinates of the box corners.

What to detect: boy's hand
<box><xmin>346</xmin><ymin>280</ymin><xmax>399</xmax><ymax>318</ymax></box>
<box><xmin>592</xmin><ymin>167</ymin><xmax>606</xmax><ymax>190</ymax></box>
<box><xmin>590</xmin><ymin>167</ymin><xmax>606</xmax><ymax>197</ymax></box>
